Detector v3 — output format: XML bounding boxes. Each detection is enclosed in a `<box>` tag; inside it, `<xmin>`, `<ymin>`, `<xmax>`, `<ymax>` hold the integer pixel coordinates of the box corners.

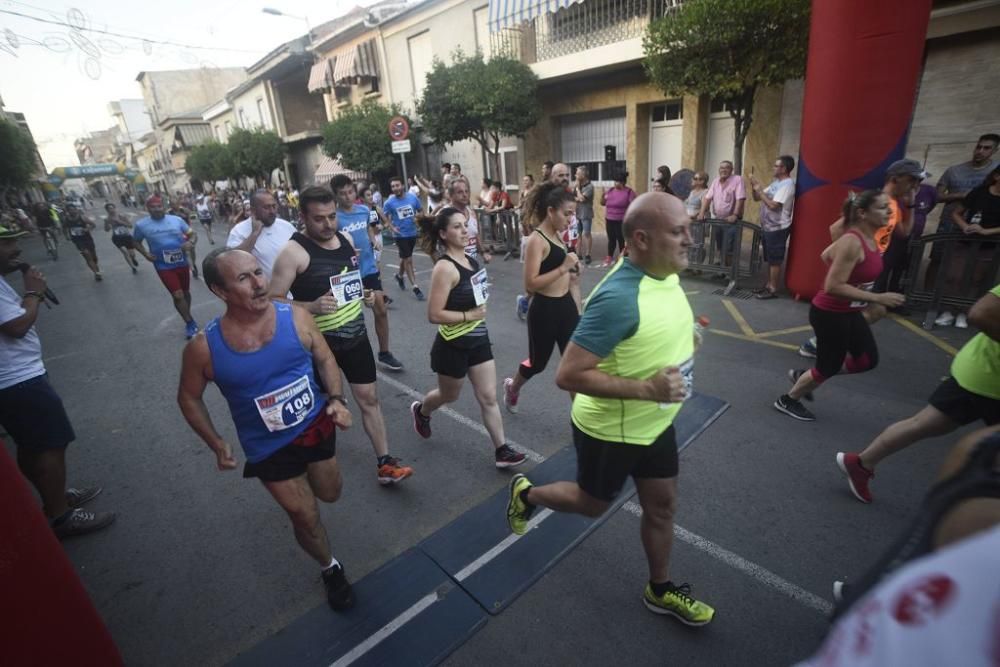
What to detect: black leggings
<box><xmin>809</xmin><ymin>305</ymin><xmax>879</xmax><ymax>382</ymax></box>
<box><xmin>606</xmin><ymin>219</ymin><xmax>624</xmax><ymax>257</ymax></box>
<box><xmin>518</xmin><ymin>292</ymin><xmax>580</xmax><ymax>381</ymax></box>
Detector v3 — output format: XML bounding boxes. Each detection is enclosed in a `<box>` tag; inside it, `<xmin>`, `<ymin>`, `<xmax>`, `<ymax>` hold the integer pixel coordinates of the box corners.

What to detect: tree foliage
<box><xmin>644</xmin><ymin>0</ymin><xmax>810</xmax><ymax>171</ymax></box>
<box><xmin>321</xmin><ymin>100</ymin><xmax>405</xmax><ymax>176</ymax></box>
<box><xmin>0</xmin><ymin>119</ymin><xmax>40</xmax><ymax>191</ymax></box>
<box><xmin>184</xmin><ymin>142</ymin><xmax>228</xmax><ymax>184</ymax></box>
<box><xmin>417</xmin><ymin>50</ymin><xmax>540</xmax><ymax>178</ymax></box>
<box><xmin>227</xmin><ymin>128</ymin><xmax>286</xmax><ymax>183</ymax></box>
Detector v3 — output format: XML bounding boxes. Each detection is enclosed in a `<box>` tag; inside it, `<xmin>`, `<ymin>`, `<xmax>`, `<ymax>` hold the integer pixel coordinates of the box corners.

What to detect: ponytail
<box><xmin>520</xmin><ymin>181</ymin><xmax>575</xmax><ymax>229</ymax></box>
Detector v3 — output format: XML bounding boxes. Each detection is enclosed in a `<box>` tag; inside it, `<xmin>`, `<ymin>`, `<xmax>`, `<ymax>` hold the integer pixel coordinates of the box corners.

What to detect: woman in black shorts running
<box><xmin>409</xmin><ymin>208</ymin><xmax>526</xmax><ymax>469</ymax></box>
<box><xmin>774</xmin><ymin>189</ymin><xmax>905</xmax><ymax>421</ymax></box>
<box><xmin>104</xmin><ymin>202</ymin><xmax>139</xmax><ymax>273</ymax></box>
<box><xmin>502</xmin><ymin>182</ymin><xmax>581</xmax><ymax>414</ymax></box>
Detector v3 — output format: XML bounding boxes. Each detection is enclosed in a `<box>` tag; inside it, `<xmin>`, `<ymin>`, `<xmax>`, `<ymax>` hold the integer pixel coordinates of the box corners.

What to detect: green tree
<box><xmin>417</xmin><ymin>50</ymin><xmax>540</xmax><ymax>179</ymax></box>
<box><xmin>643</xmin><ymin>0</ymin><xmax>810</xmax><ymax>171</ymax></box>
<box><xmin>0</xmin><ymin>119</ymin><xmax>40</xmax><ymax>197</ymax></box>
<box><xmin>228</xmin><ymin>128</ymin><xmax>286</xmax><ymax>185</ymax></box>
<box><xmin>321</xmin><ymin>100</ymin><xmax>405</xmax><ymax>177</ymax></box>
<box><xmin>184</xmin><ymin>142</ymin><xmax>226</xmax><ymax>186</ymax></box>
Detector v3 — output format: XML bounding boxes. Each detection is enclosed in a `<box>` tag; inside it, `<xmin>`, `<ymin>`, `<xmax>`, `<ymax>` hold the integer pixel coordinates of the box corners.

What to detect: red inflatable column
<box><xmin>786</xmin><ymin>0</ymin><xmax>932</xmax><ymax>299</ymax></box>
<box><xmin>0</xmin><ymin>442</ymin><xmax>123</xmax><ymax>665</ymax></box>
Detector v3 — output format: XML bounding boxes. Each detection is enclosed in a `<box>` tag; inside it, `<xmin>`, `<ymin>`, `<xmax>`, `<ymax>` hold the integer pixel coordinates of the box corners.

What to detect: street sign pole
<box><xmin>388</xmin><ymin>116</ymin><xmax>411</xmax><ymax>187</ymax></box>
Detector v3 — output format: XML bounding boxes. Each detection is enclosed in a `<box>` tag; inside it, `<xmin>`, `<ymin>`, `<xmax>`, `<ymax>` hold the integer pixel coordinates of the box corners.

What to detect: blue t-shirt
<box><xmin>133</xmin><ymin>214</ymin><xmax>191</xmax><ymax>270</ymax></box>
<box><xmin>383</xmin><ymin>192</ymin><xmax>421</xmax><ymax>238</ymax></box>
<box><xmin>337</xmin><ymin>204</ymin><xmax>377</xmax><ymax>277</ymax></box>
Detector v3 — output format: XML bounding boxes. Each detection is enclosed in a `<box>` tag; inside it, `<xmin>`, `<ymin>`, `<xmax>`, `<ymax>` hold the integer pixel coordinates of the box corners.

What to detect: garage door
<box><xmin>559</xmin><ymin>108</ymin><xmax>626</xmax><ymax>183</ymax></box>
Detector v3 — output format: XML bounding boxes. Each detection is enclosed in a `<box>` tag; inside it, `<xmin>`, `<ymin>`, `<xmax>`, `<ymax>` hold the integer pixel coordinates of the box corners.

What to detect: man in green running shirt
<box><xmin>506</xmin><ymin>192</ymin><xmax>715</xmax><ymax>626</ymax></box>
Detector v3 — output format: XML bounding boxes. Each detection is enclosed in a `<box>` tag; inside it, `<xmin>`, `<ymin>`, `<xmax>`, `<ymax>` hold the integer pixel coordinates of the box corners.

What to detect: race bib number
<box><xmin>395</xmin><ymin>205</ymin><xmax>415</xmax><ymax>220</ymax></box>
<box><xmin>112</xmin><ymin>226</ymin><xmax>130</xmax><ymax>236</ymax></box>
<box><xmin>850</xmin><ymin>281</ymin><xmax>875</xmax><ymax>309</ymax></box>
<box><xmin>69</xmin><ymin>227</ymin><xmax>85</xmax><ymax>237</ymax></box>
<box><xmin>660</xmin><ymin>357</ymin><xmax>694</xmax><ymax>409</ymax></box>
<box><xmin>471</xmin><ymin>268</ymin><xmax>490</xmax><ymax>306</ymax></box>
<box><xmin>567</xmin><ymin>218</ymin><xmax>579</xmax><ymax>242</ymax></box>
<box><xmin>329</xmin><ymin>270</ymin><xmax>363</xmax><ymax>305</ymax></box>
<box><xmin>254</xmin><ymin>375</ymin><xmax>314</xmax><ymax>433</ymax></box>
<box><xmin>465</xmin><ymin>238</ymin><xmax>479</xmax><ymax>258</ymax></box>
<box><xmin>162</xmin><ymin>248</ymin><xmax>184</xmax><ymax>265</ymax></box>
<box><xmin>368</xmin><ymin>209</ymin><xmax>380</xmax><ymax>225</ymax></box>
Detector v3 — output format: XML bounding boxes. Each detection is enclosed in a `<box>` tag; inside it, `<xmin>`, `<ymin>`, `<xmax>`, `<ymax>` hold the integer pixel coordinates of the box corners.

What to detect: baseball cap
<box><xmin>887</xmin><ymin>159</ymin><xmax>930</xmax><ymax>180</ymax></box>
<box><xmin>0</xmin><ymin>225</ymin><xmax>28</xmax><ymax>240</ymax></box>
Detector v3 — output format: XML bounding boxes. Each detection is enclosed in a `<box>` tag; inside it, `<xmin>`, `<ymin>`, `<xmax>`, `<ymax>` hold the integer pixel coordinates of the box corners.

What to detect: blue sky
<box><xmin>0</xmin><ymin>0</ymin><xmax>371</xmax><ymax>168</ymax></box>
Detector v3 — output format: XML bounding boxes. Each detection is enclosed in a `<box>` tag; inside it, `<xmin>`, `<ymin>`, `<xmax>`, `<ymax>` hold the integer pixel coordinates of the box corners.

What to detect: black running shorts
<box><xmin>396</xmin><ymin>236</ymin><xmax>416</xmax><ymax>259</ymax></box>
<box><xmin>573</xmin><ymin>422</ymin><xmax>679</xmax><ymax>502</ymax></box>
<box><xmin>928</xmin><ymin>376</ymin><xmax>1000</xmax><ymax>426</ymax></box>
<box><xmin>430</xmin><ymin>336</ymin><xmax>493</xmax><ymax>379</ymax></box>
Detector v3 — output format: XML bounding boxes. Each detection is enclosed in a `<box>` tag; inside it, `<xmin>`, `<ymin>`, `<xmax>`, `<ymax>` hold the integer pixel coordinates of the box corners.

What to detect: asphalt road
<box><xmin>5</xmin><ymin>202</ymin><xmax>980</xmax><ymax>666</ymax></box>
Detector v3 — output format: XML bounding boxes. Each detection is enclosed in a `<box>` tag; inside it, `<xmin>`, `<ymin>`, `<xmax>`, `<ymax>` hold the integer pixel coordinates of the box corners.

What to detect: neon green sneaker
<box><xmin>506</xmin><ymin>473</ymin><xmax>535</xmax><ymax>535</ymax></box>
<box><xmin>643</xmin><ymin>582</ymin><xmax>715</xmax><ymax>626</ymax></box>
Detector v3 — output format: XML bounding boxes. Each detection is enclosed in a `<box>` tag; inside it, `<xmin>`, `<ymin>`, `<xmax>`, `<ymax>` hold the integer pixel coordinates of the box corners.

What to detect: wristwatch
<box><xmin>328</xmin><ymin>395</ymin><xmax>347</xmax><ymax>406</ymax></box>
<box><xmin>23</xmin><ymin>291</ymin><xmax>44</xmax><ymax>301</ymax></box>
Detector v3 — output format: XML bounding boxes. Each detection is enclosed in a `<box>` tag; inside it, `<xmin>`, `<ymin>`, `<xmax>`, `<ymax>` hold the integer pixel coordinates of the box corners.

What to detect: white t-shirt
<box><xmin>796</xmin><ymin>525</ymin><xmax>1000</xmax><ymax>667</ymax></box>
<box><xmin>0</xmin><ymin>276</ymin><xmax>45</xmax><ymax>389</ymax></box>
<box><xmin>226</xmin><ymin>218</ymin><xmax>296</xmax><ymax>279</ymax></box>
<box><xmin>760</xmin><ymin>177</ymin><xmax>795</xmax><ymax>231</ymax></box>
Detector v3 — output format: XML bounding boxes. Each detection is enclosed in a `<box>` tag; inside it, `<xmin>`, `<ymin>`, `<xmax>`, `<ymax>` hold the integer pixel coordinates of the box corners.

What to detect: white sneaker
<box><xmin>955</xmin><ymin>313</ymin><xmax>968</xmax><ymax>329</ymax></box>
<box><xmin>934</xmin><ymin>311</ymin><xmax>955</xmax><ymax>327</ymax></box>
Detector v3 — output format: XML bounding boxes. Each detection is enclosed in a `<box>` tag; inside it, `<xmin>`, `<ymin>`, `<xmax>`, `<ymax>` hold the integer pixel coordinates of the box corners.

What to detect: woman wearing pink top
<box><xmin>774</xmin><ymin>189</ymin><xmax>905</xmax><ymax>422</ymax></box>
<box><xmin>598</xmin><ymin>174</ymin><xmax>636</xmax><ymax>268</ymax></box>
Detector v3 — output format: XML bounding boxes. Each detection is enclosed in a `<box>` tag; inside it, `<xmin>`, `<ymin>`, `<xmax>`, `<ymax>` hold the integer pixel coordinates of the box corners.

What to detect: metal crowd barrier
<box><xmin>901</xmin><ymin>232</ymin><xmax>1000</xmax><ymax>330</ymax></box>
<box><xmin>684</xmin><ymin>219</ymin><xmax>765</xmax><ymax>295</ymax></box>
<box><xmin>477</xmin><ymin>208</ymin><xmax>520</xmax><ymax>258</ymax></box>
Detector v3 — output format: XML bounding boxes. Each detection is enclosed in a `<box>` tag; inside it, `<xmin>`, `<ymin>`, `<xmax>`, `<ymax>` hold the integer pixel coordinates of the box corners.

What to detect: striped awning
<box><xmin>331</xmin><ymin>39</ymin><xmax>380</xmax><ymax>84</ymax></box>
<box><xmin>312</xmin><ymin>157</ymin><xmax>367</xmax><ymax>185</ymax></box>
<box><xmin>307</xmin><ymin>58</ymin><xmax>335</xmax><ymax>93</ymax></box>
<box><xmin>489</xmin><ymin>0</ymin><xmax>586</xmax><ymax>31</ymax></box>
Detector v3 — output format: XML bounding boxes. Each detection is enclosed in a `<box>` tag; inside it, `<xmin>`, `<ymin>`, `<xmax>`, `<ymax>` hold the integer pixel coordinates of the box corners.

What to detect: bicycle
<box><xmin>40</xmin><ymin>227</ymin><xmax>59</xmax><ymax>260</ymax></box>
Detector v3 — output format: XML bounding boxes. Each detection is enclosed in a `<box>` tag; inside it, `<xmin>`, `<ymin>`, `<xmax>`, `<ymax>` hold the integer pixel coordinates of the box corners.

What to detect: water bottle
<box><xmin>694</xmin><ymin>315</ymin><xmax>710</xmax><ymax>348</ymax></box>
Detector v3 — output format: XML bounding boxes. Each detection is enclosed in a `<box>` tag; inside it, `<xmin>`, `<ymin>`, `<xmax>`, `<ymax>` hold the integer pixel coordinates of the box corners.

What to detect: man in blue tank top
<box><xmin>177</xmin><ymin>247</ymin><xmax>357</xmax><ymax>611</ymax></box>
<box><xmin>329</xmin><ymin>174</ymin><xmax>404</xmax><ymax>372</ymax></box>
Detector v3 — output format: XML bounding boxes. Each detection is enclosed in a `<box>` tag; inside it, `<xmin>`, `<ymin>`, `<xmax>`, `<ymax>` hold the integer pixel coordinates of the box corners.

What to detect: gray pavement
<box><xmin>5</xmin><ymin>203</ymin><xmax>981</xmax><ymax>666</ymax></box>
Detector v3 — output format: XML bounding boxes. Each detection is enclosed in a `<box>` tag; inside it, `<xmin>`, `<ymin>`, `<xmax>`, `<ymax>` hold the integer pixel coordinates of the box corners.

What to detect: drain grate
<box><xmin>711</xmin><ymin>287</ymin><xmax>757</xmax><ymax>300</ymax></box>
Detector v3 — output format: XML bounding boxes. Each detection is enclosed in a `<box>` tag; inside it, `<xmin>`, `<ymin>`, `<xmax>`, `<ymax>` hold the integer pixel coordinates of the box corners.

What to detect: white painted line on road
<box><xmin>620</xmin><ymin>501</ymin><xmax>834</xmax><ymax>616</ymax></box>
<box><xmin>454</xmin><ymin>509</ymin><xmax>554</xmax><ymax>582</ymax></box>
<box><xmin>329</xmin><ymin>590</ymin><xmax>441</xmax><ymax>667</ymax></box>
<box><xmin>376</xmin><ymin>371</ymin><xmax>546</xmax><ymax>463</ymax></box>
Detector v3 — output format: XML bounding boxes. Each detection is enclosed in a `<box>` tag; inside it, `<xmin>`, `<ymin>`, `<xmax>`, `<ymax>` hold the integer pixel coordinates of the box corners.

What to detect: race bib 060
<box><xmin>162</xmin><ymin>248</ymin><xmax>184</xmax><ymax>265</ymax></box>
<box><xmin>254</xmin><ymin>375</ymin><xmax>314</xmax><ymax>432</ymax></box>
<box><xmin>330</xmin><ymin>270</ymin><xmax>363</xmax><ymax>305</ymax></box>
<box><xmin>471</xmin><ymin>268</ymin><xmax>490</xmax><ymax>306</ymax></box>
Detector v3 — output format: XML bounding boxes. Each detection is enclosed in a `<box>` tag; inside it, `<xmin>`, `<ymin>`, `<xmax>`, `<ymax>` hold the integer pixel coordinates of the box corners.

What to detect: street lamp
<box><xmin>261</xmin><ymin>7</ymin><xmax>312</xmax><ymax>41</ymax></box>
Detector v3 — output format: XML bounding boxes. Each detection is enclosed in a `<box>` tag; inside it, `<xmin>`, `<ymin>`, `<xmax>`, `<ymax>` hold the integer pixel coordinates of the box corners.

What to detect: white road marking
<box><xmin>454</xmin><ymin>509</ymin><xmax>554</xmax><ymax>582</ymax></box>
<box><xmin>329</xmin><ymin>591</ymin><xmax>441</xmax><ymax>667</ymax></box>
<box><xmin>376</xmin><ymin>372</ymin><xmax>546</xmax><ymax>463</ymax></box>
<box><xmin>621</xmin><ymin>501</ymin><xmax>834</xmax><ymax>616</ymax></box>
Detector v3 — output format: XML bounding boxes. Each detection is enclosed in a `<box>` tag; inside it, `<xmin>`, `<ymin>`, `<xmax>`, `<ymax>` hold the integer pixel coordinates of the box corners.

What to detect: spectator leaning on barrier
<box><xmin>749</xmin><ymin>155</ymin><xmax>796</xmax><ymax>299</ymax></box>
<box><xmin>699</xmin><ymin>160</ymin><xmax>746</xmax><ymax>269</ymax></box>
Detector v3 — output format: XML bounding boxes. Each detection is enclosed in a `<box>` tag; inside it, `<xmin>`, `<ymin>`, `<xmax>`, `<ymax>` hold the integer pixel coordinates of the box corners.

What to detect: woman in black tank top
<box><xmin>502</xmin><ymin>183</ymin><xmax>581</xmax><ymax>415</ymax></box>
<box><xmin>409</xmin><ymin>208</ymin><xmax>526</xmax><ymax>469</ymax></box>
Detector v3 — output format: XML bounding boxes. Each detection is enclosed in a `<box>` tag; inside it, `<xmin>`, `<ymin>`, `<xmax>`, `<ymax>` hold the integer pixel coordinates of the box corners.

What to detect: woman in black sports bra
<box><xmin>502</xmin><ymin>182</ymin><xmax>582</xmax><ymax>415</ymax></box>
<box><xmin>409</xmin><ymin>207</ymin><xmax>527</xmax><ymax>469</ymax></box>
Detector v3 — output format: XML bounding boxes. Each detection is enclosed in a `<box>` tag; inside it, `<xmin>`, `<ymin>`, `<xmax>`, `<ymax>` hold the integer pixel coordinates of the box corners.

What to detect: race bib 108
<box><xmin>254</xmin><ymin>375</ymin><xmax>314</xmax><ymax>432</ymax></box>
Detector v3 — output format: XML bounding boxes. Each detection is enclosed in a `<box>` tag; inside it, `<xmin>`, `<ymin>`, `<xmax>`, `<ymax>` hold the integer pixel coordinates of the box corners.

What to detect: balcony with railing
<box><xmin>491</xmin><ymin>0</ymin><xmax>684</xmax><ymax>73</ymax></box>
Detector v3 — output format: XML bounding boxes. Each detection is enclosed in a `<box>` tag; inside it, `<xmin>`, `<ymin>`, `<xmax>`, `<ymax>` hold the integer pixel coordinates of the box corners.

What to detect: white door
<box><xmin>704</xmin><ymin>99</ymin><xmax>742</xmax><ymax>172</ymax></box>
<box><xmin>648</xmin><ymin>101</ymin><xmax>683</xmax><ymax>180</ymax></box>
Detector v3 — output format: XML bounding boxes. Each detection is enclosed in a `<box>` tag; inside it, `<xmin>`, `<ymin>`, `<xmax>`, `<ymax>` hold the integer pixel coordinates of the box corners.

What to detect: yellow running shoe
<box><xmin>643</xmin><ymin>582</ymin><xmax>715</xmax><ymax>626</ymax></box>
<box><xmin>506</xmin><ymin>473</ymin><xmax>535</xmax><ymax>535</ymax></box>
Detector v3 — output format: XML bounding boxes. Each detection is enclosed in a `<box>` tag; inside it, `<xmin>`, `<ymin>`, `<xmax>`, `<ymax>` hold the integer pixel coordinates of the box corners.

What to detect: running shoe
<box><xmin>377</xmin><ymin>456</ymin><xmax>414</xmax><ymax>485</ymax></box>
<box><xmin>321</xmin><ymin>564</ymin><xmax>355</xmax><ymax>611</ymax></box>
<box><xmin>52</xmin><ymin>507</ymin><xmax>116</xmax><ymax>539</ymax></box>
<box><xmin>413</xmin><ymin>286</ymin><xmax>426</xmax><ymax>301</ymax></box>
<box><xmin>503</xmin><ymin>378</ymin><xmax>520</xmax><ymax>414</ymax></box>
<box><xmin>506</xmin><ymin>473</ymin><xmax>535</xmax><ymax>535</ymax></box>
<box><xmin>395</xmin><ymin>273</ymin><xmax>405</xmax><ymax>290</ymax></box>
<box><xmin>934</xmin><ymin>311</ymin><xmax>955</xmax><ymax>327</ymax></box>
<box><xmin>66</xmin><ymin>486</ymin><xmax>102</xmax><ymax>508</ymax></box>
<box><xmin>832</xmin><ymin>580</ymin><xmax>852</xmax><ymax>604</ymax></box>
<box><xmin>836</xmin><ymin>452</ymin><xmax>874</xmax><ymax>504</ymax></box>
<box><xmin>798</xmin><ymin>337</ymin><xmax>817</xmax><ymax>359</ymax></box>
<box><xmin>643</xmin><ymin>582</ymin><xmax>715</xmax><ymax>626</ymax></box>
<box><xmin>599</xmin><ymin>256</ymin><xmax>612</xmax><ymax>268</ymax></box>
<box><xmin>94</xmin><ymin>272</ymin><xmax>103</xmax><ymax>282</ymax></box>
<box><xmin>494</xmin><ymin>444</ymin><xmax>526</xmax><ymax>469</ymax></box>
<box><xmin>773</xmin><ymin>394</ymin><xmax>815</xmax><ymax>421</ymax></box>
<box><xmin>377</xmin><ymin>351</ymin><xmax>404</xmax><ymax>371</ymax></box>
<box><xmin>515</xmin><ymin>294</ymin><xmax>529</xmax><ymax>321</ymax></box>
<box><xmin>411</xmin><ymin>401</ymin><xmax>431</xmax><ymax>438</ymax></box>
<box><xmin>185</xmin><ymin>320</ymin><xmax>200</xmax><ymax>340</ymax></box>
<box><xmin>788</xmin><ymin>369</ymin><xmax>814</xmax><ymax>401</ymax></box>
<box><xmin>955</xmin><ymin>313</ymin><xmax>968</xmax><ymax>329</ymax></box>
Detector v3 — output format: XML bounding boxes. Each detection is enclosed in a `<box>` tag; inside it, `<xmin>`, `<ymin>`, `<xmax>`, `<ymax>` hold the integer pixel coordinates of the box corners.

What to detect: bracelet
<box><xmin>328</xmin><ymin>395</ymin><xmax>347</xmax><ymax>406</ymax></box>
<box><xmin>23</xmin><ymin>291</ymin><xmax>44</xmax><ymax>302</ymax></box>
